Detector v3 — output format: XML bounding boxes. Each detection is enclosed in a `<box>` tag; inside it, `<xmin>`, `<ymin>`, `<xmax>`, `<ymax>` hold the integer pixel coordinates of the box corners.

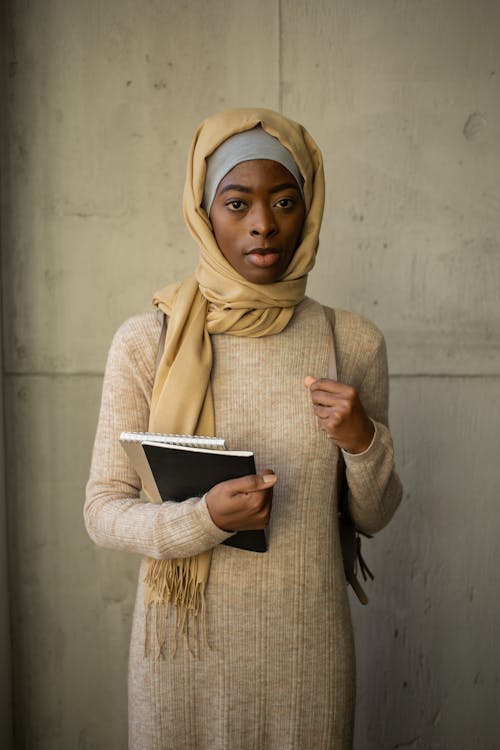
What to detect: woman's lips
<box><xmin>246</xmin><ymin>249</ymin><xmax>280</xmax><ymax>268</ymax></box>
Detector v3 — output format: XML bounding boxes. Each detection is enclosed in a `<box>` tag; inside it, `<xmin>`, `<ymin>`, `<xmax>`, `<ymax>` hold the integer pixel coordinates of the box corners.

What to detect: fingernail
<box><xmin>262</xmin><ymin>474</ymin><xmax>276</xmax><ymax>483</ymax></box>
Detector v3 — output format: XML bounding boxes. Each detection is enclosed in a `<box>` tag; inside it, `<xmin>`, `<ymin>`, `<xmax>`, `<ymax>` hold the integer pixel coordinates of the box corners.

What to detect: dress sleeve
<box><xmin>84</xmin><ymin>315</ymin><xmax>233</xmax><ymax>559</ymax></box>
<box><xmin>339</xmin><ymin>323</ymin><xmax>403</xmax><ymax>534</ymax></box>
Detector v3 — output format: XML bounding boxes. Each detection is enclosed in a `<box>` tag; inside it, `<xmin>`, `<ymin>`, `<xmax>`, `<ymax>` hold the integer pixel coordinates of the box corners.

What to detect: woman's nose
<box><xmin>249</xmin><ymin>204</ymin><xmax>278</xmax><ymax>238</ymax></box>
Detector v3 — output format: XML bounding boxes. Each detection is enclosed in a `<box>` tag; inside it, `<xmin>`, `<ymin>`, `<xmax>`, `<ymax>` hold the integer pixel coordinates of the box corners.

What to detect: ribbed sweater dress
<box><xmin>85</xmin><ymin>297</ymin><xmax>402</xmax><ymax>750</ymax></box>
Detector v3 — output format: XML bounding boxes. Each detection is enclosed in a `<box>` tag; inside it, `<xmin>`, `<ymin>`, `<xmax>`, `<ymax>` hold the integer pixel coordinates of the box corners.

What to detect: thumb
<box><xmin>304</xmin><ymin>375</ymin><xmax>317</xmax><ymax>389</ymax></box>
<box><xmin>258</xmin><ymin>470</ymin><xmax>277</xmax><ymax>486</ymax></box>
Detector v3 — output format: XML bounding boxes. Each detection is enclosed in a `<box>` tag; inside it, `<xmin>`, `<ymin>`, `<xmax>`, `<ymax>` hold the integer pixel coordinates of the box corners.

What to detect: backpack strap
<box><xmin>323</xmin><ymin>306</ymin><xmax>373</xmax><ymax>605</ymax></box>
<box><xmin>155</xmin><ymin>310</ymin><xmax>167</xmax><ymax>375</ymax></box>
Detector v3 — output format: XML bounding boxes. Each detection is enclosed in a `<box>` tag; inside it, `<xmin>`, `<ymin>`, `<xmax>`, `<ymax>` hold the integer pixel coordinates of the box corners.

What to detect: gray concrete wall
<box><xmin>0</xmin><ymin>340</ymin><xmax>13</xmax><ymax>750</ymax></box>
<box><xmin>1</xmin><ymin>3</ymin><xmax>14</xmax><ymax>747</ymax></box>
<box><xmin>0</xmin><ymin>227</ymin><xmax>13</xmax><ymax>750</ymax></box>
<box><xmin>1</xmin><ymin>1</ymin><xmax>498</xmax><ymax>748</ymax></box>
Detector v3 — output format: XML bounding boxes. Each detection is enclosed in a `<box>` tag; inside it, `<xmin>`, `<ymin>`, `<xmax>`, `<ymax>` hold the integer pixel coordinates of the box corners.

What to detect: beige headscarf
<box><xmin>144</xmin><ymin>108</ymin><xmax>325</xmax><ymax>654</ymax></box>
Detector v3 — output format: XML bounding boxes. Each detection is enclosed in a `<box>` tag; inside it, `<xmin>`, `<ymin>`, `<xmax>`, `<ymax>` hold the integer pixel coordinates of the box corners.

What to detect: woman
<box><xmin>85</xmin><ymin>107</ymin><xmax>402</xmax><ymax>749</ymax></box>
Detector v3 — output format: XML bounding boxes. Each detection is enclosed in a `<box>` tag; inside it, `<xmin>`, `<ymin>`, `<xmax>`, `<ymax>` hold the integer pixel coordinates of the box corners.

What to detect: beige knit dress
<box><xmin>85</xmin><ymin>297</ymin><xmax>402</xmax><ymax>750</ymax></box>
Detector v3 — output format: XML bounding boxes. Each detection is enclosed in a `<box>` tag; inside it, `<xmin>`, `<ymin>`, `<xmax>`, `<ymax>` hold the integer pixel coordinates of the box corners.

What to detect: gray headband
<box><xmin>202</xmin><ymin>127</ymin><xmax>304</xmax><ymax>213</ymax></box>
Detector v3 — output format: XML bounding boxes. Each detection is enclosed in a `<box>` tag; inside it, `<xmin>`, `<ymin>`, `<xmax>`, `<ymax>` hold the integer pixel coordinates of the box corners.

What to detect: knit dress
<box><xmin>85</xmin><ymin>297</ymin><xmax>402</xmax><ymax>750</ymax></box>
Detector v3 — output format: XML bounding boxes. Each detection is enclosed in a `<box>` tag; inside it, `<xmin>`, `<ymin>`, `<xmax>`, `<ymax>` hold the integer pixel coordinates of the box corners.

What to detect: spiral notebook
<box><xmin>120</xmin><ymin>431</ymin><xmax>267</xmax><ymax>552</ymax></box>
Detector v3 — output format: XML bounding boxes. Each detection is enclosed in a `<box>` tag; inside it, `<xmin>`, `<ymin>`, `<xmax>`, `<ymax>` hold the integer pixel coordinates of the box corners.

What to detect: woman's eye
<box><xmin>276</xmin><ymin>198</ymin><xmax>294</xmax><ymax>209</ymax></box>
<box><xmin>226</xmin><ymin>200</ymin><xmax>246</xmax><ymax>211</ymax></box>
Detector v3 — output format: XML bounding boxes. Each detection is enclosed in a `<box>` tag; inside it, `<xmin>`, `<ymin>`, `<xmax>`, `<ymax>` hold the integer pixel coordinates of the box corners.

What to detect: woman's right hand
<box><xmin>205</xmin><ymin>471</ymin><xmax>276</xmax><ymax>532</ymax></box>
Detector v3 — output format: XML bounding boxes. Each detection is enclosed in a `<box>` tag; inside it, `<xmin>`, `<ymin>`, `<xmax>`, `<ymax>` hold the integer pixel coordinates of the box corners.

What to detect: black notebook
<box><xmin>120</xmin><ymin>432</ymin><xmax>267</xmax><ymax>553</ymax></box>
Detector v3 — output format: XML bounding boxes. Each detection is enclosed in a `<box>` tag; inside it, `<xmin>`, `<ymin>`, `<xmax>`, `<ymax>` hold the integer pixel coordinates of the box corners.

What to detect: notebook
<box><xmin>120</xmin><ymin>431</ymin><xmax>267</xmax><ymax>552</ymax></box>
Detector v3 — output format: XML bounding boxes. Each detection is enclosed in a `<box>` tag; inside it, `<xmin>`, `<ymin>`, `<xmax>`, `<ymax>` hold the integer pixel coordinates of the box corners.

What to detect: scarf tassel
<box><xmin>143</xmin><ymin>555</ymin><xmax>209</xmax><ymax>658</ymax></box>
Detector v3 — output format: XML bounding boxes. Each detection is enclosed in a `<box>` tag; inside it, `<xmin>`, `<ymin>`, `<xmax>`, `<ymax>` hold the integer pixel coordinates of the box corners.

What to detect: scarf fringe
<box><xmin>143</xmin><ymin>556</ymin><xmax>209</xmax><ymax>658</ymax></box>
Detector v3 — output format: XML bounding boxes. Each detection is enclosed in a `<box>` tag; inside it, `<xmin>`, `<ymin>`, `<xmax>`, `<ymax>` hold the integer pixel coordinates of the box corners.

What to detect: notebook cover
<box><xmin>142</xmin><ymin>443</ymin><xmax>267</xmax><ymax>553</ymax></box>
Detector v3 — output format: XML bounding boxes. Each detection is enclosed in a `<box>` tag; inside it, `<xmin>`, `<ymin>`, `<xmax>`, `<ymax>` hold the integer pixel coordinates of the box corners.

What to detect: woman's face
<box><xmin>209</xmin><ymin>159</ymin><xmax>306</xmax><ymax>284</ymax></box>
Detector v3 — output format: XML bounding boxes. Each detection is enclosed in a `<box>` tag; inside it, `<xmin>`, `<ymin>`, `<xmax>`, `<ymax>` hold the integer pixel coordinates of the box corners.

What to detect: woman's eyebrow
<box><xmin>219</xmin><ymin>182</ymin><xmax>300</xmax><ymax>195</ymax></box>
<box><xmin>219</xmin><ymin>184</ymin><xmax>252</xmax><ymax>195</ymax></box>
<box><xmin>269</xmin><ymin>182</ymin><xmax>300</xmax><ymax>194</ymax></box>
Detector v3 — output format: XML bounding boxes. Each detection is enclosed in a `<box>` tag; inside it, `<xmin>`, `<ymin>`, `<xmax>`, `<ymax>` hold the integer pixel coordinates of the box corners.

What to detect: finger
<box><xmin>305</xmin><ymin>375</ymin><xmax>353</xmax><ymax>401</ymax></box>
<box><xmin>308</xmin><ymin>378</ymin><xmax>354</xmax><ymax>399</ymax></box>
<box><xmin>226</xmin><ymin>473</ymin><xmax>277</xmax><ymax>495</ymax></box>
<box><xmin>314</xmin><ymin>398</ymin><xmax>353</xmax><ymax>418</ymax></box>
<box><xmin>260</xmin><ymin>473</ymin><xmax>277</xmax><ymax>486</ymax></box>
<box><xmin>310</xmin><ymin>389</ymin><xmax>339</xmax><ymax>407</ymax></box>
<box><xmin>313</xmin><ymin>404</ymin><xmax>339</xmax><ymax>419</ymax></box>
<box><xmin>306</xmin><ymin>376</ymin><xmax>338</xmax><ymax>392</ymax></box>
<box><xmin>259</xmin><ymin>469</ymin><xmax>276</xmax><ymax>483</ymax></box>
<box><xmin>318</xmin><ymin>412</ymin><xmax>343</xmax><ymax>428</ymax></box>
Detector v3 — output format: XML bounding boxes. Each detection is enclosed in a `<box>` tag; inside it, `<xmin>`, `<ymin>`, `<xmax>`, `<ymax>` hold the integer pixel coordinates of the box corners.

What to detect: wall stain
<box><xmin>44</xmin><ymin>268</ymin><xmax>64</xmax><ymax>295</ymax></box>
<box><xmin>463</xmin><ymin>112</ymin><xmax>487</xmax><ymax>141</ymax></box>
<box><xmin>16</xmin><ymin>345</ymin><xmax>27</xmax><ymax>362</ymax></box>
<box><xmin>17</xmin><ymin>385</ymin><xmax>28</xmax><ymax>402</ymax></box>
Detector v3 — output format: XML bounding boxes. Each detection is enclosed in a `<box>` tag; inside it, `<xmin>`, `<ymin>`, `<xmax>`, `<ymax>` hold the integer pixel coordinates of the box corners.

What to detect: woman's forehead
<box><xmin>216</xmin><ymin>159</ymin><xmax>301</xmax><ymax>193</ymax></box>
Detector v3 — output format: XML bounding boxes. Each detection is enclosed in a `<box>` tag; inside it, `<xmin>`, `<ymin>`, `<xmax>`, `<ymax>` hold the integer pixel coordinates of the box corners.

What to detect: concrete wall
<box><xmin>0</xmin><ymin>326</ymin><xmax>13</xmax><ymax>750</ymax></box>
<box><xmin>1</xmin><ymin>1</ymin><xmax>498</xmax><ymax>748</ymax></box>
<box><xmin>1</xmin><ymin>4</ymin><xmax>14</xmax><ymax>747</ymax></box>
<box><xmin>0</xmin><ymin>218</ymin><xmax>13</xmax><ymax>750</ymax></box>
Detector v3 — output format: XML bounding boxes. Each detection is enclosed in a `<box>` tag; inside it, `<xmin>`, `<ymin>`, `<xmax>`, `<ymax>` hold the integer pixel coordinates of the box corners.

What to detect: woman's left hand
<box><xmin>304</xmin><ymin>376</ymin><xmax>375</xmax><ymax>454</ymax></box>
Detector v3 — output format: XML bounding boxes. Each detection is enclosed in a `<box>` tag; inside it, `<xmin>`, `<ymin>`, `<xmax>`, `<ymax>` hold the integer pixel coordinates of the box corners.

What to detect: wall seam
<box><xmin>3</xmin><ymin>371</ymin><xmax>500</xmax><ymax>380</ymax></box>
<box><xmin>278</xmin><ymin>0</ymin><xmax>283</xmax><ymax>112</ymax></box>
